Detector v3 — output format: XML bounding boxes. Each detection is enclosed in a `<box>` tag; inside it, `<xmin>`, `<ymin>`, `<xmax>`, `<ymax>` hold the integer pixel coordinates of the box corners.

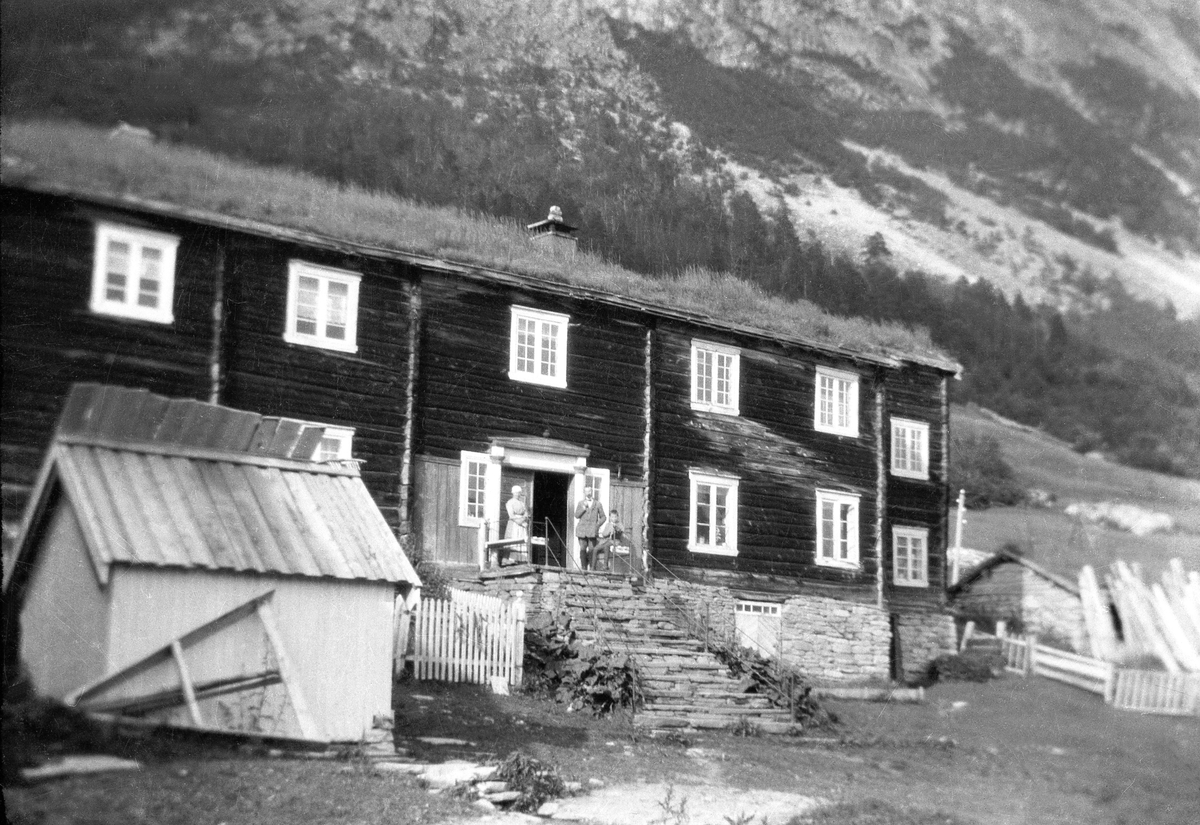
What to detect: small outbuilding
<box><xmin>3</xmin><ymin>384</ymin><xmax>420</xmax><ymax>743</ymax></box>
<box><xmin>948</xmin><ymin>546</ymin><xmax>1085</xmax><ymax>652</ymax></box>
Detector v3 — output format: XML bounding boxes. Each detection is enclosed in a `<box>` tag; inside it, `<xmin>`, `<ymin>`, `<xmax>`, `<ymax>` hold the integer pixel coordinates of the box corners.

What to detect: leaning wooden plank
<box><xmin>1079</xmin><ymin>565</ymin><xmax>1118</xmax><ymax>660</ymax></box>
<box><xmin>83</xmin><ymin>671</ymin><xmax>282</xmax><ymax>716</ymax></box>
<box><xmin>1115</xmin><ymin>562</ymin><xmax>1180</xmax><ymax>672</ymax></box>
<box><xmin>66</xmin><ymin>591</ymin><xmax>277</xmax><ymax>706</ymax></box>
<box><xmin>256</xmin><ymin>600</ymin><xmax>325</xmax><ymax>742</ymax></box>
<box><xmin>1151</xmin><ymin>583</ymin><xmax>1200</xmax><ymax>672</ymax></box>
<box><xmin>83</xmin><ymin>712</ymin><xmax>333</xmax><ymax>750</ymax></box>
<box><xmin>170</xmin><ymin>641</ymin><xmax>204</xmax><ymax>726</ymax></box>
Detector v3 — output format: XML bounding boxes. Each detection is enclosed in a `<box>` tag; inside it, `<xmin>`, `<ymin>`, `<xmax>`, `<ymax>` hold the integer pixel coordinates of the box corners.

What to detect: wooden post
<box><xmin>995</xmin><ymin>619</ymin><xmax>1007</xmax><ymax>639</ymax></box>
<box><xmin>960</xmin><ymin>620</ymin><xmax>975</xmax><ymax>653</ymax></box>
<box><xmin>170</xmin><ymin>641</ymin><xmax>203</xmax><ymax>726</ymax></box>
<box><xmin>1026</xmin><ymin>634</ymin><xmax>1037</xmax><ymax>677</ymax></box>
<box><xmin>513</xmin><ymin>598</ymin><xmax>527</xmax><ymax>688</ymax></box>
<box><xmin>478</xmin><ymin>522</ymin><xmax>488</xmax><ymax>571</ymax></box>
<box><xmin>207</xmin><ymin>245</ymin><xmax>226</xmax><ymax>404</ymax></box>
<box><xmin>951</xmin><ymin>489</ymin><xmax>966</xmax><ymax>585</ymax></box>
<box><xmin>398</xmin><ymin>282</ymin><xmax>422</xmax><ymax>536</ymax></box>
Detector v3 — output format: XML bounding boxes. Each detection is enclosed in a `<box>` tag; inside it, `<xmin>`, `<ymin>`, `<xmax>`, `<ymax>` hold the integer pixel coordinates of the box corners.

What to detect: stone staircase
<box><xmin>557</xmin><ymin>573</ymin><xmax>799</xmax><ymax>734</ymax></box>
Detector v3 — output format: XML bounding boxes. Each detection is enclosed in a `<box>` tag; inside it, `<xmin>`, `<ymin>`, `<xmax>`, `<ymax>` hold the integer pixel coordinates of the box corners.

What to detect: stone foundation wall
<box><xmin>778</xmin><ymin>594</ymin><xmax>891</xmax><ymax>683</ymax></box>
<box><xmin>648</xmin><ymin>579</ymin><xmax>738</xmax><ymax>643</ymax></box>
<box><xmin>894</xmin><ymin>609</ymin><xmax>956</xmax><ymax>681</ymax></box>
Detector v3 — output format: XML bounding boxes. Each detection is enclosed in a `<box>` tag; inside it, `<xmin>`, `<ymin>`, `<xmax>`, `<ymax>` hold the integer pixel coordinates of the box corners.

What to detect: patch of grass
<box><xmin>790</xmin><ymin>799</ymin><xmax>976</xmax><ymax>824</ymax></box>
<box><xmin>0</xmin><ymin>119</ymin><xmax>951</xmax><ymax>368</ymax></box>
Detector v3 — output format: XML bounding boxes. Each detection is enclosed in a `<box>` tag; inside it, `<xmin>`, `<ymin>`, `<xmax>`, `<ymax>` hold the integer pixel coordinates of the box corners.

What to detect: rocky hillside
<box><xmin>3</xmin><ymin>0</ymin><xmax>1199</xmax><ymax>475</ymax></box>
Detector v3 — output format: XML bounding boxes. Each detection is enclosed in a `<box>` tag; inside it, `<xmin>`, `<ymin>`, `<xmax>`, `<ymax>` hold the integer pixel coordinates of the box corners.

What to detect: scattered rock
<box><xmin>410</xmin><ymin>694</ymin><xmax>435</xmax><ymax>702</ymax></box>
<box><xmin>473</xmin><ymin>798</ymin><xmax>497</xmax><ymax>811</ymax></box>
<box><xmin>420</xmin><ymin>760</ymin><xmax>497</xmax><ymax>789</ymax></box>
<box><xmin>483</xmin><ymin>790</ymin><xmax>522</xmax><ymax>803</ymax></box>
<box><xmin>416</xmin><ymin>736</ymin><xmax>476</xmax><ymax>746</ymax></box>
<box><xmin>490</xmin><ymin>676</ymin><xmax>511</xmax><ymax>695</ymax></box>
<box><xmin>1064</xmin><ymin>501</ymin><xmax>1175</xmax><ymax>536</ymax></box>
<box><xmin>587</xmin><ymin>777</ymin><xmax>605</xmax><ymax>788</ymax></box>
<box><xmin>476</xmin><ymin>781</ymin><xmax>510</xmax><ymax>794</ymax></box>
<box><xmin>537</xmin><ymin>801</ymin><xmax>561</xmax><ymax>816</ymax></box>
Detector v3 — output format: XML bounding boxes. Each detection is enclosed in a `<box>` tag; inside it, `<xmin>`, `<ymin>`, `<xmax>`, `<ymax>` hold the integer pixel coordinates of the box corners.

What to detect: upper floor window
<box><xmin>689</xmin><ymin>470</ymin><xmax>738</xmax><ymax>556</ymax></box>
<box><xmin>893</xmin><ymin>526</ymin><xmax>929</xmax><ymax>587</ymax></box>
<box><xmin>312</xmin><ymin>426</ymin><xmax>355</xmax><ymax>462</ymax></box>
<box><xmin>90</xmin><ymin>222</ymin><xmax>178</xmax><ymax>324</ymax></box>
<box><xmin>814</xmin><ymin>366</ymin><xmax>859</xmax><ymax>437</ymax></box>
<box><xmin>891</xmin><ymin>418</ymin><xmax>929</xmax><ymax>479</ymax></box>
<box><xmin>691</xmin><ymin>340</ymin><xmax>740</xmax><ymax>415</ymax></box>
<box><xmin>285</xmin><ymin>261</ymin><xmax>361</xmax><ymax>353</ymax></box>
<box><xmin>509</xmin><ymin>306</ymin><xmax>568</xmax><ymax>388</ymax></box>
<box><xmin>816</xmin><ymin>489</ymin><xmax>860</xmax><ymax>569</ymax></box>
<box><xmin>459</xmin><ymin>451</ymin><xmax>491</xmax><ymax>526</ymax></box>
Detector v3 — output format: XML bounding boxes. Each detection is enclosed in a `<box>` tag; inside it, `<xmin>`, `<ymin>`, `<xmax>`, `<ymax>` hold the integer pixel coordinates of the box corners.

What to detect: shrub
<box><xmin>493</xmin><ymin>753</ymin><xmax>567</xmax><ymax>812</ymax></box>
<box><xmin>523</xmin><ymin>614</ymin><xmax>643</xmax><ymax>716</ymax></box>
<box><xmin>949</xmin><ymin>432</ymin><xmax>1025</xmax><ymax>508</ymax></box>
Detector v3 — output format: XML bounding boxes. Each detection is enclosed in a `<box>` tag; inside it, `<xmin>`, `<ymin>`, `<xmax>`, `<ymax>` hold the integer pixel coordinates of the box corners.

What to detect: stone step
<box><xmin>645</xmin><ymin>697</ymin><xmax>775</xmax><ymax>711</ymax></box>
<box><xmin>638</xmin><ymin>703</ymin><xmax>790</xmax><ymax>717</ymax></box>
<box><xmin>633</xmin><ymin>712</ymin><xmax>796</xmax><ymax>730</ymax></box>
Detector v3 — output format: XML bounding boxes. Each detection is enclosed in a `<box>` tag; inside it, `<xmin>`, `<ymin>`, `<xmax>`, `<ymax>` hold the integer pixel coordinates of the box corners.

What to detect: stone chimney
<box><xmin>526</xmin><ymin>205</ymin><xmax>578</xmax><ymax>252</ymax></box>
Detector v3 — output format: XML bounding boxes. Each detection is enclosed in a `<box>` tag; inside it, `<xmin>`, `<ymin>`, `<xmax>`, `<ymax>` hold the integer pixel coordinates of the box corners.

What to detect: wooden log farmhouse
<box><xmin>2</xmin><ymin>121</ymin><xmax>961</xmax><ymax>683</ymax></box>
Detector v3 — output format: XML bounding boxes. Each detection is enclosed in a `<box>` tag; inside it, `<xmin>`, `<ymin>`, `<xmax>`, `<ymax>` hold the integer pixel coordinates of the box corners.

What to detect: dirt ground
<box><xmin>7</xmin><ymin>674</ymin><xmax>1198</xmax><ymax>825</ymax></box>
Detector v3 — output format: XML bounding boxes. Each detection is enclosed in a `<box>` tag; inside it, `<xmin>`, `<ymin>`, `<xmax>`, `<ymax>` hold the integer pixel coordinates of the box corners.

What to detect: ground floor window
<box><xmin>816</xmin><ymin>489</ymin><xmax>860</xmax><ymax>569</ymax></box>
<box><xmin>892</xmin><ymin>526</ymin><xmax>929</xmax><ymax>586</ymax></box>
<box><xmin>688</xmin><ymin>471</ymin><xmax>738</xmax><ymax>556</ymax></box>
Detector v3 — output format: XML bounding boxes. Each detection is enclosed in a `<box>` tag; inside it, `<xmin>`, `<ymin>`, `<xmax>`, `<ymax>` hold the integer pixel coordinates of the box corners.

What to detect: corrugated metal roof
<box><xmin>18</xmin><ymin>384</ymin><xmax>419</xmax><ymax>587</ymax></box>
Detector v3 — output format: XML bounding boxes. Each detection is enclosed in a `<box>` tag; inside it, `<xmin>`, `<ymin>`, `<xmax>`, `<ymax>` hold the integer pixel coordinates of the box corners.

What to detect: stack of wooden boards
<box><xmin>1079</xmin><ymin>559</ymin><xmax>1200</xmax><ymax>673</ymax></box>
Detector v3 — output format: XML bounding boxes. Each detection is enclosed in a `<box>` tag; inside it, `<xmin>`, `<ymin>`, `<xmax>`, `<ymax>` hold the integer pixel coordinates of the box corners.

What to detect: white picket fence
<box><xmin>410</xmin><ymin>589</ymin><xmax>526</xmax><ymax>687</ymax></box>
<box><xmin>1111</xmin><ymin>669</ymin><xmax>1200</xmax><ymax>716</ymax></box>
<box><xmin>991</xmin><ymin>632</ymin><xmax>1199</xmax><ymax>716</ymax></box>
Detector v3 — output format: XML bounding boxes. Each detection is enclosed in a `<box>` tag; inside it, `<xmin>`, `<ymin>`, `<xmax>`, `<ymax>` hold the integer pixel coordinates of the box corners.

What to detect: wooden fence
<box><xmin>988</xmin><ymin>631</ymin><xmax>1200</xmax><ymax>716</ymax></box>
<box><xmin>410</xmin><ymin>589</ymin><xmax>526</xmax><ymax>687</ymax></box>
<box><xmin>1111</xmin><ymin>669</ymin><xmax>1200</xmax><ymax>716</ymax></box>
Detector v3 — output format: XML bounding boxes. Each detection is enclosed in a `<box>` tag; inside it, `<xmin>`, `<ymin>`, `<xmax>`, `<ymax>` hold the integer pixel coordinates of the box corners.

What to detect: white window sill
<box><xmin>894</xmin><ymin>578</ymin><xmax>929</xmax><ymax>588</ymax></box>
<box><xmin>815</xmin><ymin>423</ymin><xmax>859</xmax><ymax>438</ymax></box>
<box><xmin>90</xmin><ymin>301</ymin><xmax>174</xmax><ymax>325</ymax></box>
<box><xmin>815</xmin><ymin>556</ymin><xmax>860</xmax><ymax>570</ymax></box>
<box><xmin>284</xmin><ymin>331</ymin><xmax>359</xmax><ymax>354</ymax></box>
<box><xmin>509</xmin><ymin>370</ymin><xmax>567</xmax><ymax>389</ymax></box>
<box><xmin>690</xmin><ymin>400</ymin><xmax>740</xmax><ymax>416</ymax></box>
<box><xmin>891</xmin><ymin>468</ymin><xmax>929</xmax><ymax>481</ymax></box>
<box><xmin>689</xmin><ymin>543</ymin><xmax>737</xmax><ymax>557</ymax></box>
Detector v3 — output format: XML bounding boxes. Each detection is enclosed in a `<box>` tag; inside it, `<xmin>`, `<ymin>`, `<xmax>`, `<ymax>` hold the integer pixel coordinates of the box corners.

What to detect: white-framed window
<box><xmin>688</xmin><ymin>471</ymin><xmax>738</xmax><ymax>556</ymax></box>
<box><xmin>509</xmin><ymin>306</ymin><xmax>569</xmax><ymax>388</ymax></box>
<box><xmin>814</xmin><ymin>366</ymin><xmax>859</xmax><ymax>437</ymax></box>
<box><xmin>312</xmin><ymin>426</ymin><xmax>355</xmax><ymax>461</ymax></box>
<box><xmin>90</xmin><ymin>222</ymin><xmax>179</xmax><ymax>324</ymax></box>
<box><xmin>459</xmin><ymin>451</ymin><xmax>491</xmax><ymax>526</ymax></box>
<box><xmin>891</xmin><ymin>418</ymin><xmax>929</xmax><ymax>479</ymax></box>
<box><xmin>284</xmin><ymin>261</ymin><xmax>361</xmax><ymax>353</ymax></box>
<box><xmin>893</xmin><ymin>526</ymin><xmax>929</xmax><ymax>587</ymax></box>
<box><xmin>735</xmin><ymin>600</ymin><xmax>781</xmax><ymax>658</ymax></box>
<box><xmin>816</xmin><ymin>489</ymin><xmax>860</xmax><ymax>568</ymax></box>
<box><xmin>581</xmin><ymin>468</ymin><xmax>610</xmax><ymax>506</ymax></box>
<box><xmin>690</xmin><ymin>339</ymin><xmax>740</xmax><ymax>415</ymax></box>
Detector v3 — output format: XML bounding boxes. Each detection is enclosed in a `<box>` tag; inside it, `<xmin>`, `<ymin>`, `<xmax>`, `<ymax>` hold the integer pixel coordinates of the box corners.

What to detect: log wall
<box><xmin>415</xmin><ymin>278</ymin><xmax>647</xmax><ymax>479</ymax></box>
<box><xmin>1</xmin><ymin>190</ymin><xmax>214</xmax><ymax>533</ymax></box>
<box><xmin>220</xmin><ymin>236</ymin><xmax>410</xmax><ymax>528</ymax></box>
<box><xmin>650</xmin><ymin>325</ymin><xmax>879</xmax><ymax>592</ymax></box>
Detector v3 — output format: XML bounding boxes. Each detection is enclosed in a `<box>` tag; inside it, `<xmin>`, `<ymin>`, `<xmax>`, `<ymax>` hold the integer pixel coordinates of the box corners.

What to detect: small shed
<box><xmin>948</xmin><ymin>546</ymin><xmax>1085</xmax><ymax>652</ymax></box>
<box><xmin>4</xmin><ymin>384</ymin><xmax>420</xmax><ymax>743</ymax></box>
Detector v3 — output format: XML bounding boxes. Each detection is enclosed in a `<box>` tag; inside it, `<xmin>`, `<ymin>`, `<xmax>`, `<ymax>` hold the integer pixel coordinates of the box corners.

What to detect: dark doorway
<box><xmin>532</xmin><ymin>471</ymin><xmax>572</xmax><ymax>566</ymax></box>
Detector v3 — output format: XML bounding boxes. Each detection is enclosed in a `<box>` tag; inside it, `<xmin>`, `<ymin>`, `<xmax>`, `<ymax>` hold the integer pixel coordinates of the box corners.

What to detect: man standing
<box><xmin>574</xmin><ymin>486</ymin><xmax>605</xmax><ymax>570</ymax></box>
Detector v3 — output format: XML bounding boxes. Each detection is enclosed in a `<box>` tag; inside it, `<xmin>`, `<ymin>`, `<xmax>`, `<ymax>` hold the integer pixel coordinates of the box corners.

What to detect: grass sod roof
<box><xmin>0</xmin><ymin>120</ymin><xmax>958</xmax><ymax>372</ymax></box>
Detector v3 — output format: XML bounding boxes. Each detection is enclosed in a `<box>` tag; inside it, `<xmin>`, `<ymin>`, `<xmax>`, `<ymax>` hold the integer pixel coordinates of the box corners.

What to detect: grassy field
<box><xmin>952</xmin><ymin>403</ymin><xmax>1200</xmax><ymax>579</ymax></box>
<box><xmin>8</xmin><ymin>676</ymin><xmax>1199</xmax><ymax>825</ymax></box>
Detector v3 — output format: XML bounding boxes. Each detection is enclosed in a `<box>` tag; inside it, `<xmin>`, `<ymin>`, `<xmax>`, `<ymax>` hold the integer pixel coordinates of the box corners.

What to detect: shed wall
<box><xmin>107</xmin><ymin>567</ymin><xmax>394</xmax><ymax>741</ymax></box>
<box><xmin>20</xmin><ymin>503</ymin><xmax>110</xmax><ymax>699</ymax></box>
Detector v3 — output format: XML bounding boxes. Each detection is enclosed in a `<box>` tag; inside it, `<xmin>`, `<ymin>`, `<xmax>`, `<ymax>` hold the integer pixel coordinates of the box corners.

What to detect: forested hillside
<box><xmin>2</xmin><ymin>0</ymin><xmax>1198</xmax><ymax>476</ymax></box>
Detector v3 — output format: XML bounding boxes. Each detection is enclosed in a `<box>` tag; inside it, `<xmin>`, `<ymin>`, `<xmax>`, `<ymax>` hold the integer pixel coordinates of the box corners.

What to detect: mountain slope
<box><xmin>2</xmin><ymin>0</ymin><xmax>1198</xmax><ymax>476</ymax></box>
